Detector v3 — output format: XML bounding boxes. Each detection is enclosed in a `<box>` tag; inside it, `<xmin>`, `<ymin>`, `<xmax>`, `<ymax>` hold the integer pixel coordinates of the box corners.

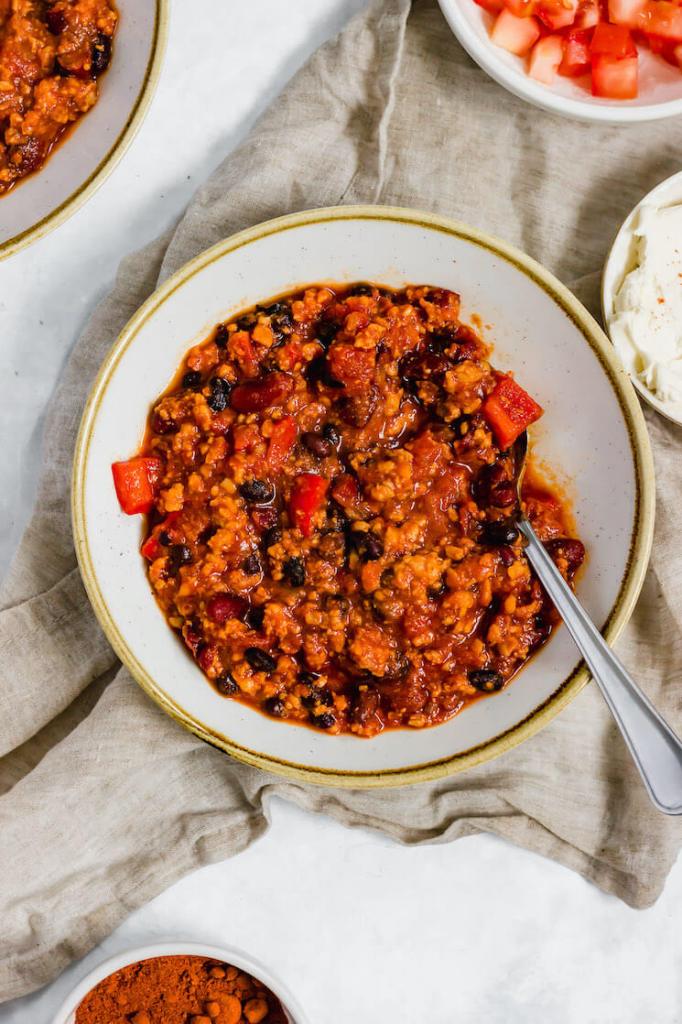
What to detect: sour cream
<box><xmin>609</xmin><ymin>201</ymin><xmax>682</xmax><ymax>410</ymax></box>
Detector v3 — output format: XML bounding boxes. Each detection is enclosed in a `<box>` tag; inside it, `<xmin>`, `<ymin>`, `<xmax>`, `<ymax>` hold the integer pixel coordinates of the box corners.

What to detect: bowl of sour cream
<box><xmin>603</xmin><ymin>170</ymin><xmax>682</xmax><ymax>427</ymax></box>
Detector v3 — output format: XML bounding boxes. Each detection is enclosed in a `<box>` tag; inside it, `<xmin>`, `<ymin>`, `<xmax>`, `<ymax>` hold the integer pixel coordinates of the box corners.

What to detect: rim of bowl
<box><xmin>0</xmin><ymin>0</ymin><xmax>170</xmax><ymax>262</ymax></box>
<box><xmin>436</xmin><ymin>0</ymin><xmax>682</xmax><ymax>124</ymax></box>
<box><xmin>601</xmin><ymin>169</ymin><xmax>682</xmax><ymax>428</ymax></box>
<box><xmin>72</xmin><ymin>203</ymin><xmax>656</xmax><ymax>789</ymax></box>
<box><xmin>50</xmin><ymin>941</ymin><xmax>311</xmax><ymax>1024</ymax></box>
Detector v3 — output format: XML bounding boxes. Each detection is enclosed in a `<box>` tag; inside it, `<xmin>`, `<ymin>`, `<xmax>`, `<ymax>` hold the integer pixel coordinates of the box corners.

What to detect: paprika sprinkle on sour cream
<box><xmin>112</xmin><ymin>283</ymin><xmax>585</xmax><ymax>737</ymax></box>
<box><xmin>74</xmin><ymin>955</ymin><xmax>287</xmax><ymax>1024</ymax></box>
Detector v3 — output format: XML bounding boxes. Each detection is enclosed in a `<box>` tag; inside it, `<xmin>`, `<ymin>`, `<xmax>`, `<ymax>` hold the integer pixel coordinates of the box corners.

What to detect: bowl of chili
<box><xmin>51</xmin><ymin>942</ymin><xmax>310</xmax><ymax>1024</ymax></box>
<box><xmin>72</xmin><ymin>205</ymin><xmax>655</xmax><ymax>787</ymax></box>
<box><xmin>0</xmin><ymin>0</ymin><xmax>168</xmax><ymax>261</ymax></box>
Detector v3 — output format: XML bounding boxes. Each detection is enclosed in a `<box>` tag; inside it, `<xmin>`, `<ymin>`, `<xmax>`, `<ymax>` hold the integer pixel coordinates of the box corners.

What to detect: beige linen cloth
<box><xmin>1</xmin><ymin>0</ymin><xmax>682</xmax><ymax>1002</ymax></box>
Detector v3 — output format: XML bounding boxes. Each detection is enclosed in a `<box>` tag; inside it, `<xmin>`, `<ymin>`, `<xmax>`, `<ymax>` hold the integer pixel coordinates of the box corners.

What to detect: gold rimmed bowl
<box><xmin>72</xmin><ymin>205</ymin><xmax>655</xmax><ymax>787</ymax></box>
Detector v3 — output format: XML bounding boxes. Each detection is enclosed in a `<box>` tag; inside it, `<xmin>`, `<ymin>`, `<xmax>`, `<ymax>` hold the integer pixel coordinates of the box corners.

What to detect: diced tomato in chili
<box><xmin>141</xmin><ymin>534</ymin><xmax>161</xmax><ymax>560</ymax></box>
<box><xmin>289</xmin><ymin>473</ymin><xmax>329</xmax><ymax>538</ymax></box>
<box><xmin>112</xmin><ymin>456</ymin><xmax>163</xmax><ymax>515</ymax></box>
<box><xmin>228</xmin><ymin>331</ymin><xmax>260</xmax><ymax>378</ymax></box>
<box><xmin>267</xmin><ymin>416</ymin><xmax>297</xmax><ymax>468</ymax></box>
<box><xmin>482</xmin><ymin>376</ymin><xmax>544</xmax><ymax>450</ymax></box>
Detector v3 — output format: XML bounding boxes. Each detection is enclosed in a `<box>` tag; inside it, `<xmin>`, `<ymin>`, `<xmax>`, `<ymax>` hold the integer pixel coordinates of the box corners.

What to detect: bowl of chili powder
<box><xmin>52</xmin><ymin>942</ymin><xmax>310</xmax><ymax>1024</ymax></box>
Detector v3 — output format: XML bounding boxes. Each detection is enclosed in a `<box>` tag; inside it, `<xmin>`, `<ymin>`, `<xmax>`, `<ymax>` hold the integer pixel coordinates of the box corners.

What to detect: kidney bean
<box><xmin>230</xmin><ymin>372</ymin><xmax>293</xmax><ymax>412</ymax></box>
<box><xmin>245</xmin><ymin>647</ymin><xmax>277</xmax><ymax>672</ymax></box>
<box><xmin>399</xmin><ymin>350</ymin><xmax>452</xmax><ymax>390</ymax></box>
<box><xmin>490</xmin><ymin>481</ymin><xmax>517</xmax><ymax>508</ymax></box>
<box><xmin>481</xmin><ymin>521</ymin><xmax>519</xmax><ymax>546</ymax></box>
<box><xmin>206</xmin><ymin>593</ymin><xmax>248</xmax><ymax>624</ymax></box>
<box><xmin>302</xmin><ymin>431</ymin><xmax>332</xmax><ymax>458</ymax></box>
<box><xmin>45</xmin><ymin>8</ymin><xmax>66</xmax><ymax>34</ymax></box>
<box><xmin>252</xmin><ymin>506</ymin><xmax>279</xmax><ymax>531</ymax></box>
<box><xmin>545</xmin><ymin>538</ymin><xmax>585</xmax><ymax>575</ymax></box>
<box><xmin>339</xmin><ymin>387</ymin><xmax>378</xmax><ymax>427</ymax></box>
<box><xmin>150</xmin><ymin>410</ymin><xmax>177</xmax><ymax>435</ymax></box>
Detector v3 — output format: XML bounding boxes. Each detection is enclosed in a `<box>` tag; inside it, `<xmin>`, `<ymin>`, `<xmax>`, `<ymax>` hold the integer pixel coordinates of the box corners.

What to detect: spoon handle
<box><xmin>518</xmin><ymin>518</ymin><xmax>682</xmax><ymax>815</ymax></box>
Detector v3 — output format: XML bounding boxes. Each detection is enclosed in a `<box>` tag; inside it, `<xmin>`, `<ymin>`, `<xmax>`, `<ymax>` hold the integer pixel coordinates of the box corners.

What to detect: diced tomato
<box><xmin>112</xmin><ymin>456</ymin><xmax>163</xmax><ymax>515</ymax></box>
<box><xmin>646</xmin><ymin>31</ymin><xmax>680</xmax><ymax>62</ymax></box>
<box><xmin>230</xmin><ymin>372</ymin><xmax>294</xmax><ymax>412</ymax></box>
<box><xmin>559</xmin><ymin>27</ymin><xmax>593</xmax><ymax>73</ymax></box>
<box><xmin>289</xmin><ymin>473</ymin><xmax>329</xmax><ymax>537</ymax></box>
<box><xmin>608</xmin><ymin>0</ymin><xmax>647</xmax><ymax>25</ymax></box>
<box><xmin>642</xmin><ymin>1</ymin><xmax>682</xmax><ymax>40</ymax></box>
<box><xmin>267</xmin><ymin>416</ymin><xmax>297</xmax><ymax>468</ymax></box>
<box><xmin>481</xmin><ymin>376</ymin><xmax>544</xmax><ymax>450</ymax></box>
<box><xmin>491</xmin><ymin>9</ymin><xmax>542</xmax><ymax>53</ymax></box>
<box><xmin>574</xmin><ymin>0</ymin><xmax>602</xmax><ymax>28</ymax></box>
<box><xmin>474</xmin><ymin>0</ymin><xmax>504</xmax><ymax>12</ymax></box>
<box><xmin>327</xmin><ymin>344</ymin><xmax>375</xmax><ymax>393</ymax></box>
<box><xmin>591</xmin><ymin>20</ymin><xmax>638</xmax><ymax>53</ymax></box>
<box><xmin>140</xmin><ymin>534</ymin><xmax>161</xmax><ymax>560</ymax></box>
<box><xmin>591</xmin><ymin>52</ymin><xmax>638</xmax><ymax>96</ymax></box>
<box><xmin>536</xmin><ymin>0</ymin><xmax>578</xmax><ymax>30</ymax></box>
<box><xmin>529</xmin><ymin>33</ymin><xmax>565</xmax><ymax>80</ymax></box>
<box><xmin>505</xmin><ymin>0</ymin><xmax>538</xmax><ymax>16</ymax></box>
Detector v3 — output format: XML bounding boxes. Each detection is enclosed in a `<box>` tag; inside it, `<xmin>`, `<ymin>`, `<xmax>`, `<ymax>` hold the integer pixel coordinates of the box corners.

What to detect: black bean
<box><xmin>264</xmin><ymin>696</ymin><xmax>286</xmax><ymax>717</ymax></box>
<box><xmin>261</xmin><ymin>301</ymin><xmax>289</xmax><ymax>317</ymax></box>
<box><xmin>298</xmin><ymin>671</ymin><xmax>320</xmax><ymax>687</ymax></box>
<box><xmin>283</xmin><ymin>556</ymin><xmax>305</xmax><ymax>587</ymax></box>
<box><xmin>46</xmin><ymin>8</ymin><xmax>66</xmax><ymax>34</ymax></box>
<box><xmin>167</xmin><ymin>544</ymin><xmax>192</xmax><ymax>574</ymax></box>
<box><xmin>481</xmin><ymin>521</ymin><xmax>519</xmax><ymax>546</ymax></box>
<box><xmin>54</xmin><ymin>57</ymin><xmax>71</xmax><ymax>77</ymax></box>
<box><xmin>158</xmin><ymin>531</ymin><xmax>171</xmax><ymax>546</ymax></box>
<box><xmin>348</xmin><ymin>284</ymin><xmax>373</xmax><ymax>296</ymax></box>
<box><xmin>182</xmin><ymin>369</ymin><xmax>202</xmax><ymax>389</ymax></box>
<box><xmin>214</xmin><ymin>323</ymin><xmax>229</xmax><ymax>348</ymax></box>
<box><xmin>215</xmin><ymin>672</ymin><xmax>238</xmax><ymax>696</ymax></box>
<box><xmin>350</xmin><ymin>530</ymin><xmax>383</xmax><ymax>562</ymax></box>
<box><xmin>304</xmin><ymin>353</ymin><xmax>343</xmax><ymax>389</ymax></box>
<box><xmin>317</xmin><ymin>319</ymin><xmax>342</xmax><ymax>347</ymax></box>
<box><xmin>312</xmin><ymin>712</ymin><xmax>336</xmax><ymax>729</ymax></box>
<box><xmin>245</xmin><ymin>605</ymin><xmax>265</xmax><ymax>631</ymax></box>
<box><xmin>245</xmin><ymin>647</ymin><xmax>276</xmax><ymax>672</ymax></box>
<box><xmin>302</xmin><ymin>686</ymin><xmax>334</xmax><ymax>710</ymax></box>
<box><xmin>468</xmin><ymin>668</ymin><xmax>505</xmax><ymax>693</ymax></box>
<box><xmin>198</xmin><ymin>523</ymin><xmax>218</xmax><ymax>545</ymax></box>
<box><xmin>91</xmin><ymin>33</ymin><xmax>111</xmax><ymax>78</ymax></box>
<box><xmin>322</xmin><ymin>423</ymin><xmax>341</xmax><ymax>447</ymax></box>
<box><xmin>262</xmin><ymin>525</ymin><xmax>282</xmax><ymax>549</ymax></box>
<box><xmin>243</xmin><ymin>553</ymin><xmax>262</xmax><ymax>575</ymax></box>
<box><xmin>326</xmin><ymin>502</ymin><xmax>348</xmax><ymax>533</ymax></box>
<box><xmin>236</xmin><ymin>313</ymin><xmax>258</xmax><ymax>332</ymax></box>
<box><xmin>239</xmin><ymin>479</ymin><xmax>275</xmax><ymax>504</ymax></box>
<box><xmin>207</xmin><ymin>376</ymin><xmax>231</xmax><ymax>412</ymax></box>
<box><xmin>428</xmin><ymin>579</ymin><xmax>448</xmax><ymax>600</ymax></box>
<box><xmin>303</xmin><ymin>432</ymin><xmax>333</xmax><ymax>458</ymax></box>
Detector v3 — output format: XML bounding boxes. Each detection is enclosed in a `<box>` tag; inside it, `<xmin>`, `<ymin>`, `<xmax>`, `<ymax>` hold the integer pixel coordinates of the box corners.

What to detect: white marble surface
<box><xmin>0</xmin><ymin>1</ymin><xmax>680</xmax><ymax>1021</ymax></box>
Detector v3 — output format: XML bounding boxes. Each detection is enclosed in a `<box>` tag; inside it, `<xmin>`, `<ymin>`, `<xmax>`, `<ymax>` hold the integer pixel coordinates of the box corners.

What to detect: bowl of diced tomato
<box><xmin>438</xmin><ymin>0</ymin><xmax>682</xmax><ymax>121</ymax></box>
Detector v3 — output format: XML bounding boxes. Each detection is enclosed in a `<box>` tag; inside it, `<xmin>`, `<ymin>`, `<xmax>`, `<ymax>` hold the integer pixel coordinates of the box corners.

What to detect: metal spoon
<box><xmin>512</xmin><ymin>433</ymin><xmax>682</xmax><ymax>815</ymax></box>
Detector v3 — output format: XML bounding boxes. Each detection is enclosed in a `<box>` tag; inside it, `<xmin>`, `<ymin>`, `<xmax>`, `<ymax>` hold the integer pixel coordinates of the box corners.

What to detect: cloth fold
<box><xmin>1</xmin><ymin>0</ymin><xmax>681</xmax><ymax>1002</ymax></box>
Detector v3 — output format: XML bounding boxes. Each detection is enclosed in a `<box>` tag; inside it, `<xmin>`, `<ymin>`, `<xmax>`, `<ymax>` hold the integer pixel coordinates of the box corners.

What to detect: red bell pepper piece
<box><xmin>482</xmin><ymin>376</ymin><xmax>543</xmax><ymax>450</ymax></box>
<box><xmin>112</xmin><ymin>456</ymin><xmax>163</xmax><ymax>515</ymax></box>
<box><xmin>140</xmin><ymin>534</ymin><xmax>161</xmax><ymax>560</ymax></box>
<box><xmin>289</xmin><ymin>473</ymin><xmax>329</xmax><ymax>537</ymax></box>
<box><xmin>267</xmin><ymin>416</ymin><xmax>297</xmax><ymax>468</ymax></box>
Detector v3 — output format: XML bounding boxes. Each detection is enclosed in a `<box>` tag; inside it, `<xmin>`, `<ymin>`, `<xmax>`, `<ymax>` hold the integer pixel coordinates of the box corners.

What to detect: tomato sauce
<box><xmin>0</xmin><ymin>0</ymin><xmax>118</xmax><ymax>194</ymax></box>
<box><xmin>132</xmin><ymin>283</ymin><xmax>585</xmax><ymax>737</ymax></box>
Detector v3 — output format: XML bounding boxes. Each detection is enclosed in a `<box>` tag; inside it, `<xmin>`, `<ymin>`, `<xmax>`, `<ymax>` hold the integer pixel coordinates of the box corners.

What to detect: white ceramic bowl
<box><xmin>0</xmin><ymin>0</ymin><xmax>168</xmax><ymax>261</ymax></box>
<box><xmin>51</xmin><ymin>942</ymin><xmax>310</xmax><ymax>1024</ymax></box>
<box><xmin>602</xmin><ymin>169</ymin><xmax>682</xmax><ymax>426</ymax></box>
<box><xmin>72</xmin><ymin>205</ymin><xmax>655</xmax><ymax>788</ymax></box>
<box><xmin>437</xmin><ymin>0</ymin><xmax>682</xmax><ymax>123</ymax></box>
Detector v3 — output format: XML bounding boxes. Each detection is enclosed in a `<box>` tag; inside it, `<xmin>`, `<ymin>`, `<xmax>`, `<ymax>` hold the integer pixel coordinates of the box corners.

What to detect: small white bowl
<box><xmin>51</xmin><ymin>941</ymin><xmax>310</xmax><ymax>1024</ymax></box>
<box><xmin>602</xmin><ymin>169</ymin><xmax>682</xmax><ymax>427</ymax></box>
<box><xmin>437</xmin><ymin>0</ymin><xmax>682</xmax><ymax>124</ymax></box>
<box><xmin>0</xmin><ymin>0</ymin><xmax>168</xmax><ymax>261</ymax></box>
